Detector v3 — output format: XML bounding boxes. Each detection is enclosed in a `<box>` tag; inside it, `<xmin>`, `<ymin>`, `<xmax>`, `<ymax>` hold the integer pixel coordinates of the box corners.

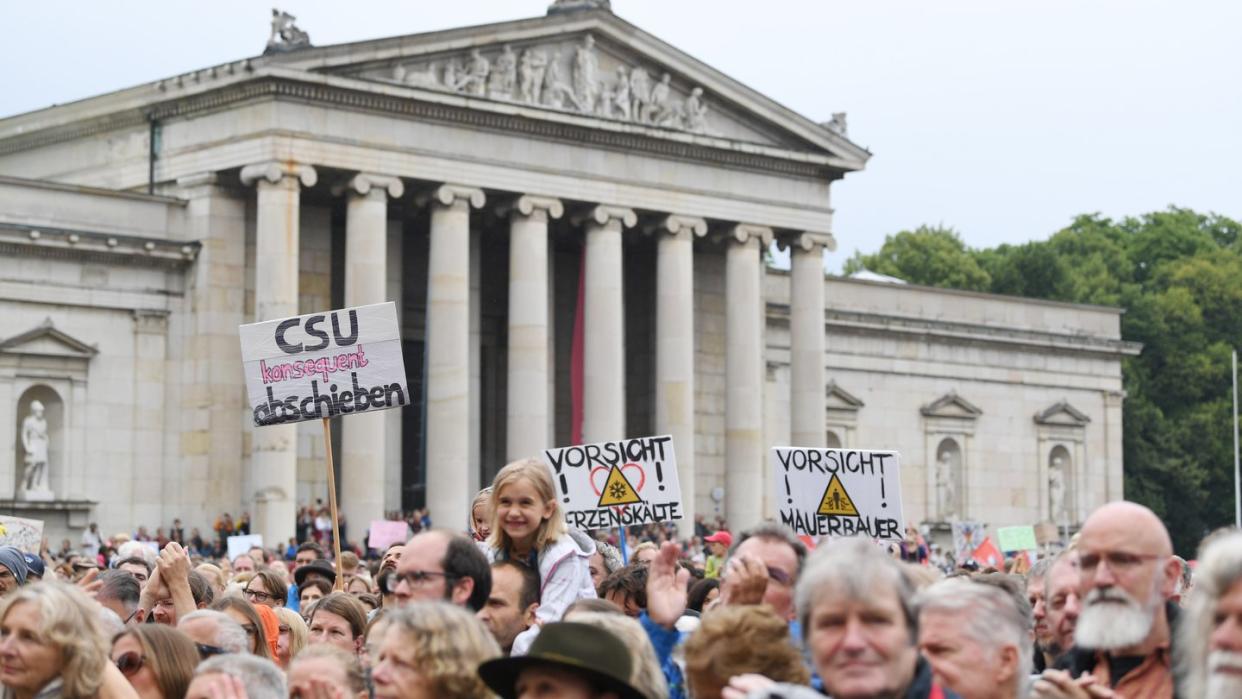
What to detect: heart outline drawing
<box><xmin>589</xmin><ymin>462</ymin><xmax>646</xmax><ymax>498</ymax></box>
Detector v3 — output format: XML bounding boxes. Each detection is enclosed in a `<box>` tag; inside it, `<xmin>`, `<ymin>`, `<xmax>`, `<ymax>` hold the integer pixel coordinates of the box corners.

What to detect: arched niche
<box><xmin>14</xmin><ymin>385</ymin><xmax>63</xmax><ymax>499</ymax></box>
<box><xmin>825</xmin><ymin>430</ymin><xmax>842</xmax><ymax>449</ymax></box>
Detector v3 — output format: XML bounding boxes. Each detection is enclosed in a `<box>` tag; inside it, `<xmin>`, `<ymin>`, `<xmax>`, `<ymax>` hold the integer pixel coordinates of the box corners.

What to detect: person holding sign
<box><xmin>485</xmin><ymin>459</ymin><xmax>597</xmax><ymax>656</ymax></box>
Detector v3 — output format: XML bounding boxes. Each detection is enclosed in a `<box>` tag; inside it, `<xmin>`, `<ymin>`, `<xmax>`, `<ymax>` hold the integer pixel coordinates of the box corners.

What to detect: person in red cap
<box><xmin>703</xmin><ymin>531</ymin><xmax>732</xmax><ymax>580</ymax></box>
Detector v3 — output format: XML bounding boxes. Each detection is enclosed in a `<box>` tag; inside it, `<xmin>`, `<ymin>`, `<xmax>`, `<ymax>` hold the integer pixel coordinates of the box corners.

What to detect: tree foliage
<box><xmin>848</xmin><ymin>208</ymin><xmax>1242</xmax><ymax>554</ymax></box>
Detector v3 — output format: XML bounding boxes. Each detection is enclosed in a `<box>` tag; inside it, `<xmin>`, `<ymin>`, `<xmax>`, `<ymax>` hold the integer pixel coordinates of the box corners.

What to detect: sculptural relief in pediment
<box><xmin>349</xmin><ymin>33</ymin><xmax>723</xmax><ymax>137</ymax></box>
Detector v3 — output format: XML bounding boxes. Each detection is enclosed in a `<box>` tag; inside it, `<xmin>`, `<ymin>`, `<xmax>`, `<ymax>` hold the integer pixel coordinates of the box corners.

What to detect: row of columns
<box><xmin>237</xmin><ymin>161</ymin><xmax>833</xmax><ymax>544</ymax></box>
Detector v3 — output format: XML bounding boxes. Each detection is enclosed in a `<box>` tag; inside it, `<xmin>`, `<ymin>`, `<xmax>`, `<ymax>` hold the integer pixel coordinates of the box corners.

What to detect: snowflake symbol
<box><xmin>609</xmin><ymin>482</ymin><xmax>627</xmax><ymax>499</ymax></box>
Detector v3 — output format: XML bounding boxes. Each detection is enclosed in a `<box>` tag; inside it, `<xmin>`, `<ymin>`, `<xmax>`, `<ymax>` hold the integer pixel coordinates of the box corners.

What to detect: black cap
<box><xmin>294</xmin><ymin>558</ymin><xmax>337</xmax><ymax>587</ymax></box>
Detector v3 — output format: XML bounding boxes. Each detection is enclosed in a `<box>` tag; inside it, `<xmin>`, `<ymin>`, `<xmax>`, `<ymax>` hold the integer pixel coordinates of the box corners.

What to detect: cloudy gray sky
<box><xmin>4</xmin><ymin>1</ymin><xmax>1239</xmax><ymax>270</ymax></box>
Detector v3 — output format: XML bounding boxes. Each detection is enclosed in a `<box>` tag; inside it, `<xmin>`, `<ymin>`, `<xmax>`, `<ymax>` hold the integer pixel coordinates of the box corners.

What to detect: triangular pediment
<box><xmin>1034</xmin><ymin>400</ymin><xmax>1091</xmax><ymax>426</ymax></box>
<box><xmin>825</xmin><ymin>381</ymin><xmax>864</xmax><ymax>411</ymax></box>
<box><xmin>921</xmin><ymin>391</ymin><xmax>982</xmax><ymax>419</ymax></box>
<box><xmin>0</xmin><ymin>319</ymin><xmax>98</xmax><ymax>358</ymax></box>
<box><xmin>268</xmin><ymin>10</ymin><xmax>869</xmax><ymax>167</ymax></box>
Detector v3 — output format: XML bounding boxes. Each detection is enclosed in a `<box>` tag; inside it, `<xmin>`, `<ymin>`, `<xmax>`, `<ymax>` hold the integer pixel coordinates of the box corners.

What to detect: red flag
<box><xmin>570</xmin><ymin>245</ymin><xmax>586</xmax><ymax>445</ymax></box>
<box><xmin>972</xmin><ymin>537</ymin><xmax>1003</xmax><ymax>569</ymax></box>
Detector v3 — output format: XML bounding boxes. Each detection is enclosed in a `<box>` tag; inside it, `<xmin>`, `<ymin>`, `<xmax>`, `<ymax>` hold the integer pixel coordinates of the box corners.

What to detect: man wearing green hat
<box><xmin>478</xmin><ymin>622</ymin><xmax>645</xmax><ymax>699</ymax></box>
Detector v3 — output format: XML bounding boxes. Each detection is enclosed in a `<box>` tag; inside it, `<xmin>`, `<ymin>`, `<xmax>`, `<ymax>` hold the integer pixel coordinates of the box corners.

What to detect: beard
<box><xmin>1206</xmin><ymin>650</ymin><xmax>1242</xmax><ymax>697</ymax></box>
<box><xmin>1074</xmin><ymin>587</ymin><xmax>1158</xmax><ymax>650</ymax></box>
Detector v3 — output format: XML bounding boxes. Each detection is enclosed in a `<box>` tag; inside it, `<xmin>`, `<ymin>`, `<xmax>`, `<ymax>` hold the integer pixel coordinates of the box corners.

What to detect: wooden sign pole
<box><xmin>321</xmin><ymin>417</ymin><xmax>345</xmax><ymax>591</ymax></box>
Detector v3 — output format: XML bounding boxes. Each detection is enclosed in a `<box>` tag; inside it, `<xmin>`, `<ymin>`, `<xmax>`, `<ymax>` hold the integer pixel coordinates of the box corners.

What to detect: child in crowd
<box><xmin>486</xmin><ymin>458</ymin><xmax>596</xmax><ymax>654</ymax></box>
<box><xmin>469</xmin><ymin>487</ymin><xmax>492</xmax><ymax>542</ymax></box>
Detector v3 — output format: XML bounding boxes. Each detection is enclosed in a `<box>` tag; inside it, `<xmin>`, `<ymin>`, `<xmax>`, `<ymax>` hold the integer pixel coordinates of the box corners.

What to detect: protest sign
<box><xmin>0</xmin><ymin>516</ymin><xmax>43</xmax><ymax>554</ymax></box>
<box><xmin>368</xmin><ymin>520</ymin><xmax>410</xmax><ymax>551</ymax></box>
<box><xmin>997</xmin><ymin>525</ymin><xmax>1039</xmax><ymax>552</ymax></box>
<box><xmin>770</xmin><ymin>447</ymin><xmax>904</xmax><ymax>540</ymax></box>
<box><xmin>952</xmin><ymin>521</ymin><xmax>986</xmax><ymax>563</ymax></box>
<box><xmin>227</xmin><ymin>534</ymin><xmax>263</xmax><ymax>562</ymax></box>
<box><xmin>543</xmin><ymin>435</ymin><xmax>683</xmax><ymax>529</ymax></box>
<box><xmin>239</xmin><ymin>302</ymin><xmax>409</xmax><ymax>427</ymax></box>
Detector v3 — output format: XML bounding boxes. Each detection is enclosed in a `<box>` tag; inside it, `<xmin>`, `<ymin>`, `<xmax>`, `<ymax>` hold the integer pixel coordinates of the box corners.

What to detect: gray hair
<box><xmin>795</xmin><ymin>537</ymin><xmax>917</xmax><ymax>643</ymax></box>
<box><xmin>96</xmin><ymin>570</ymin><xmax>140</xmax><ymax>615</ymax></box>
<box><xmin>1026</xmin><ymin>555</ymin><xmax>1054</xmax><ymax>583</ymax></box>
<box><xmin>195</xmin><ymin>654</ymin><xmax>286</xmax><ymax>699</ymax></box>
<box><xmin>916</xmin><ymin>578</ymin><xmax>1032</xmax><ymax>692</ymax></box>
<box><xmin>179</xmin><ymin>609</ymin><xmax>249</xmax><ymax>653</ymax></box>
<box><xmin>1177</xmin><ymin>531</ymin><xmax>1242</xmax><ymax>699</ymax></box>
<box><xmin>732</xmin><ymin>522</ymin><xmax>809</xmax><ymax>576</ymax></box>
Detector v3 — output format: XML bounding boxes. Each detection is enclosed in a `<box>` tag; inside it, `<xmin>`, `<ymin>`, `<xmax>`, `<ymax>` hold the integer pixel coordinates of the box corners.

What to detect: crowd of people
<box><xmin>3</xmin><ymin>458</ymin><xmax>1241</xmax><ymax>698</ymax></box>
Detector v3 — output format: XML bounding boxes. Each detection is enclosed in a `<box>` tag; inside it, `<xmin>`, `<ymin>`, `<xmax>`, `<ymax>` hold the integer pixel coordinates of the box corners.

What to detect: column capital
<box><xmin>497</xmin><ymin>194</ymin><xmax>564</xmax><ymax>220</ymax></box>
<box><xmin>335</xmin><ymin>172</ymin><xmax>405</xmax><ymax>199</ymax></box>
<box><xmin>575</xmin><ymin>204</ymin><xmax>637</xmax><ymax>229</ymax></box>
<box><xmin>725</xmin><ymin>223</ymin><xmax>773</xmax><ymax>247</ymax></box>
<box><xmin>239</xmin><ymin>161</ymin><xmax>318</xmax><ymax>188</ymax></box>
<box><xmin>649</xmin><ymin>214</ymin><xmax>708</xmax><ymax>239</ymax></box>
<box><xmin>779</xmin><ymin>230</ymin><xmax>837</xmax><ymax>253</ymax></box>
<box><xmin>417</xmin><ymin>183</ymin><xmax>486</xmax><ymax>210</ymax></box>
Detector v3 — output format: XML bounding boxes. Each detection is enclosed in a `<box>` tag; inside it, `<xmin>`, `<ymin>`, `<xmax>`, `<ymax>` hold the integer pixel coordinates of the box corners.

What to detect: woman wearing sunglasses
<box><xmin>110</xmin><ymin>625</ymin><xmax>199</xmax><ymax>699</ymax></box>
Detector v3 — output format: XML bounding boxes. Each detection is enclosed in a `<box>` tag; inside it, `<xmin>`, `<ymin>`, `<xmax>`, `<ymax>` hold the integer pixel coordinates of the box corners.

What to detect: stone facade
<box><xmin>0</xmin><ymin>5</ymin><xmax>1137</xmax><ymax>545</ymax></box>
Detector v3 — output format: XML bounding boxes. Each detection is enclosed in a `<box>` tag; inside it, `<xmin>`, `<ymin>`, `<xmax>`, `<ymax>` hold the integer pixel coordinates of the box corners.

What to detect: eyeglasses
<box><xmin>114</xmin><ymin>652</ymin><xmax>145</xmax><ymax>677</ymax></box>
<box><xmin>244</xmin><ymin>588</ymin><xmax>276</xmax><ymax>603</ymax></box>
<box><xmin>1079</xmin><ymin>550</ymin><xmax>1166</xmax><ymax>573</ymax></box>
<box><xmin>122</xmin><ymin>608</ymin><xmax>140</xmax><ymax>625</ymax></box>
<box><xmin>196</xmin><ymin>642</ymin><xmax>229</xmax><ymax>658</ymax></box>
<box><xmin>766</xmin><ymin>566</ymin><xmax>793</xmax><ymax>586</ymax></box>
<box><xmin>393</xmin><ymin>570</ymin><xmax>456</xmax><ymax>588</ymax></box>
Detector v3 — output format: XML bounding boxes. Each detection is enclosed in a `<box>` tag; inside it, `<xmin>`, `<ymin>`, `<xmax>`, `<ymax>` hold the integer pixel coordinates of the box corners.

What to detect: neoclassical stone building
<box><xmin>0</xmin><ymin>2</ymin><xmax>1139</xmax><ymax>545</ymax></box>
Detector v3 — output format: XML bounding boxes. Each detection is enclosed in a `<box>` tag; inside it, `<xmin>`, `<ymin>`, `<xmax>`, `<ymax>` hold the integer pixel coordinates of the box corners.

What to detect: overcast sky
<box><xmin>4</xmin><ymin>1</ymin><xmax>1239</xmax><ymax>270</ymax></box>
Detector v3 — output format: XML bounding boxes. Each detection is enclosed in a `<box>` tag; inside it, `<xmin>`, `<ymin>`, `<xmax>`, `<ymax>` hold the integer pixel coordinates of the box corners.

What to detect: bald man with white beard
<box><xmin>1034</xmin><ymin>501</ymin><xmax>1181</xmax><ymax>699</ymax></box>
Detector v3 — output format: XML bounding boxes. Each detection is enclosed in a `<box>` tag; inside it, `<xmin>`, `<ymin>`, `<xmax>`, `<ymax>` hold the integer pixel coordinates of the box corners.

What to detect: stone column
<box><xmin>581</xmin><ymin>205</ymin><xmax>637</xmax><ymax>443</ymax></box>
<box><xmin>654</xmin><ymin>215</ymin><xmax>706</xmax><ymax>537</ymax></box>
<box><xmin>503</xmin><ymin>195</ymin><xmax>564</xmax><ymax>461</ymax></box>
<box><xmin>339</xmin><ymin>173</ymin><xmax>404</xmax><ymax>532</ymax></box>
<box><xmin>787</xmin><ymin>232</ymin><xmax>835</xmax><ymax>448</ymax></box>
<box><xmin>240</xmin><ymin>161</ymin><xmax>316</xmax><ymax>548</ymax></box>
<box><xmin>725</xmin><ymin>224</ymin><xmax>772</xmax><ymax>531</ymax></box>
<box><xmin>422</xmin><ymin>184</ymin><xmax>485</xmax><ymax>528</ymax></box>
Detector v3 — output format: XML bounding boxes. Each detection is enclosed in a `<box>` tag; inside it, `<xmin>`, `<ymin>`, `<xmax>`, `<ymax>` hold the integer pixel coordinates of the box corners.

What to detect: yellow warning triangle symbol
<box><xmin>817</xmin><ymin>474</ymin><xmax>860</xmax><ymax>516</ymax></box>
<box><xmin>597</xmin><ymin>466</ymin><xmax>643</xmax><ymax>507</ymax></box>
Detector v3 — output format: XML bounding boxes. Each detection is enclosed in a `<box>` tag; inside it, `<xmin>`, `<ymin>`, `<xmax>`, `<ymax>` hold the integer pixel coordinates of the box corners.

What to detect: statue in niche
<box><xmin>934</xmin><ymin>450</ymin><xmax>958</xmax><ymax>519</ymax></box>
<box><xmin>518</xmin><ymin>49</ymin><xmax>547</xmax><ymax>104</ymax></box>
<box><xmin>20</xmin><ymin>401</ymin><xmax>52</xmax><ymax>498</ymax></box>
<box><xmin>644</xmin><ymin>72</ymin><xmax>672</xmax><ymax>124</ymax></box>
<box><xmin>629</xmin><ymin>67</ymin><xmax>651</xmax><ymax>122</ymax></box>
<box><xmin>460</xmin><ymin>49</ymin><xmax>490</xmax><ymax>96</ymax></box>
<box><xmin>572</xmin><ymin>34</ymin><xmax>600</xmax><ymax>113</ymax></box>
<box><xmin>612</xmin><ymin>66</ymin><xmax>632</xmax><ymax>120</ymax></box>
<box><xmin>488</xmin><ymin>45</ymin><xmax>517</xmax><ymax>99</ymax></box>
<box><xmin>1049</xmin><ymin>456</ymin><xmax>1067</xmax><ymax>521</ymax></box>
<box><xmin>541</xmin><ymin>50</ymin><xmax>570</xmax><ymax>109</ymax></box>
<box><xmin>683</xmin><ymin>86</ymin><xmax>708</xmax><ymax>132</ymax></box>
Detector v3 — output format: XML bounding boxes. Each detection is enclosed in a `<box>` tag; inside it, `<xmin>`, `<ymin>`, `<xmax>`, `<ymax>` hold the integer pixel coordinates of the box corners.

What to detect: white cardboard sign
<box><xmin>770</xmin><ymin>447</ymin><xmax>905</xmax><ymax>540</ymax></box>
<box><xmin>239</xmin><ymin>302</ymin><xmax>409</xmax><ymax>427</ymax></box>
<box><xmin>543</xmin><ymin>435</ymin><xmax>683</xmax><ymax>529</ymax></box>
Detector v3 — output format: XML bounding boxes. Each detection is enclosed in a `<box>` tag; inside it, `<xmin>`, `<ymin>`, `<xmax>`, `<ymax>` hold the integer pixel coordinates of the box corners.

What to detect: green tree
<box><xmin>844</xmin><ymin>225</ymin><xmax>991</xmax><ymax>291</ymax></box>
<box><xmin>851</xmin><ymin>208</ymin><xmax>1242</xmax><ymax>554</ymax></box>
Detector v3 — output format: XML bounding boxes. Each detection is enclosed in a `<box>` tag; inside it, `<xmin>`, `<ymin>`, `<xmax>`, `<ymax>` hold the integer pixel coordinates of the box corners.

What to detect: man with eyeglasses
<box><xmin>719</xmin><ymin>523</ymin><xmax>806</xmax><ymax>623</ymax></box>
<box><xmin>1034</xmin><ymin>501</ymin><xmax>1181</xmax><ymax>699</ymax></box>
<box><xmin>393</xmin><ymin>529</ymin><xmax>491</xmax><ymax>611</ymax></box>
